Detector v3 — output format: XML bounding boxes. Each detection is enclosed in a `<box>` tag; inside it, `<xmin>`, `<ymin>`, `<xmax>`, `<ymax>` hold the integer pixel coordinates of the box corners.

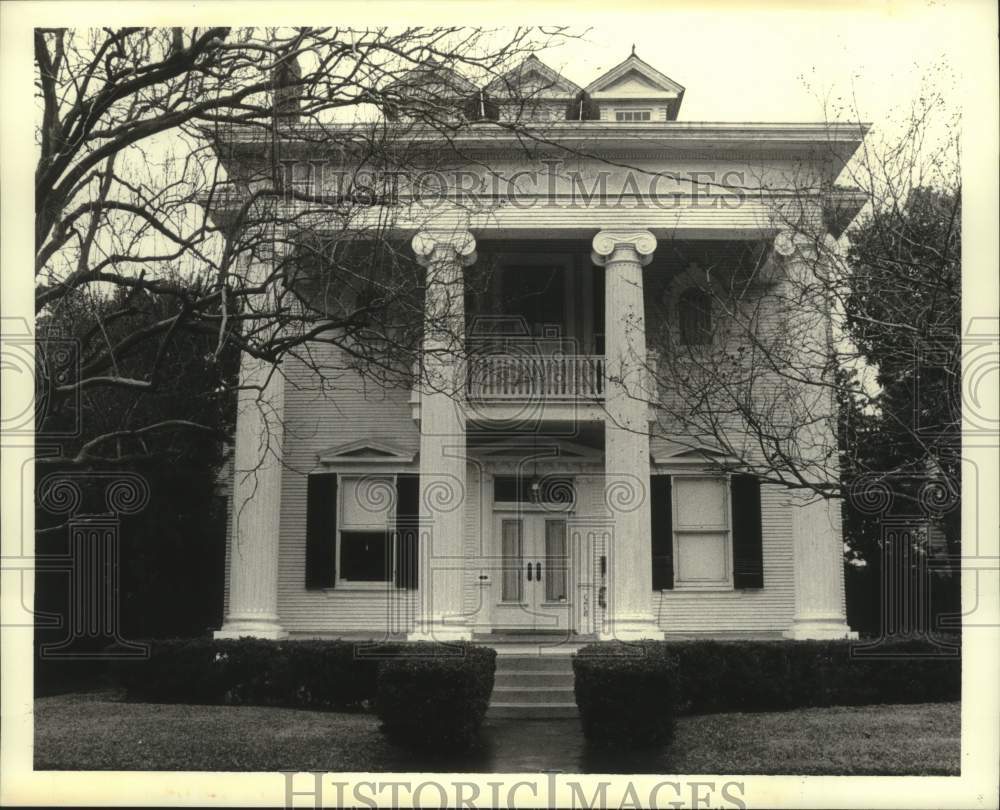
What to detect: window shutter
<box><xmin>650</xmin><ymin>475</ymin><xmax>674</xmax><ymax>590</ymax></box>
<box><xmin>732</xmin><ymin>475</ymin><xmax>764</xmax><ymax>589</ymax></box>
<box><xmin>306</xmin><ymin>474</ymin><xmax>337</xmax><ymax>589</ymax></box>
<box><xmin>395</xmin><ymin>474</ymin><xmax>420</xmax><ymax>590</ymax></box>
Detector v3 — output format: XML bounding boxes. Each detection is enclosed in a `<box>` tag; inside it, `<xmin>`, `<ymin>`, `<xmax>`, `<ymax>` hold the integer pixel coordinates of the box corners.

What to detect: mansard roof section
<box><xmin>585</xmin><ymin>53</ymin><xmax>685</xmax><ymax>119</ymax></box>
<box><xmin>483</xmin><ymin>55</ymin><xmax>583</xmax><ymax>100</ymax></box>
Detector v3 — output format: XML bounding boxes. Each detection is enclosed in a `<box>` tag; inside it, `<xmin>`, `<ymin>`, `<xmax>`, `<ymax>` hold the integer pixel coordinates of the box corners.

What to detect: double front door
<box><xmin>492</xmin><ymin>513</ymin><xmax>572</xmax><ymax>631</ymax></box>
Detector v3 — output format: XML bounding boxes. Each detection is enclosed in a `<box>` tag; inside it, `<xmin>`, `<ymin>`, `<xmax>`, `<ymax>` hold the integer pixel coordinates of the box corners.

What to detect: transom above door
<box><xmin>492</xmin><ymin>512</ymin><xmax>572</xmax><ymax>631</ymax></box>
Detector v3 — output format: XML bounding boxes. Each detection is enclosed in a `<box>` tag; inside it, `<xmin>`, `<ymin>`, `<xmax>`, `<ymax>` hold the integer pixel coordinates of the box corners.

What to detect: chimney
<box><xmin>272</xmin><ymin>56</ymin><xmax>303</xmax><ymax>122</ymax></box>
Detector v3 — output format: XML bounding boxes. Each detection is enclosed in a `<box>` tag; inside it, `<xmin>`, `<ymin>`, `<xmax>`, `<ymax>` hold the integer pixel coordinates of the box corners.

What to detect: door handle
<box><xmin>526</xmin><ymin>561</ymin><xmax>532</xmax><ymax>582</ymax></box>
<box><xmin>535</xmin><ymin>562</ymin><xmax>541</xmax><ymax>581</ymax></box>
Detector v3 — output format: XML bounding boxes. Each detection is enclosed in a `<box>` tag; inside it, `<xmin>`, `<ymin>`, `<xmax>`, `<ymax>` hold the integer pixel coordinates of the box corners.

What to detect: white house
<box><xmin>207</xmin><ymin>52</ymin><xmax>867</xmax><ymax>643</ymax></box>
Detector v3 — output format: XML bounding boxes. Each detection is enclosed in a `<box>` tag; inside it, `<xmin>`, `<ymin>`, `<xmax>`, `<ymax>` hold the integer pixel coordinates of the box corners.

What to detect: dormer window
<box><xmin>615</xmin><ymin>109</ymin><xmax>651</xmax><ymax>122</ymax></box>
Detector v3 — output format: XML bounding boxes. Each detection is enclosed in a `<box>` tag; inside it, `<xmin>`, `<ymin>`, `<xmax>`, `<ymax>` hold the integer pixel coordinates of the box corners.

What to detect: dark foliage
<box><xmin>574</xmin><ymin>642</ymin><xmax>679</xmax><ymax>748</ymax></box>
<box><xmin>113</xmin><ymin>638</ymin><xmax>442</xmax><ymax>710</ymax></box>
<box><xmin>112</xmin><ymin>637</ymin><xmax>497</xmax><ymax>740</ymax></box>
<box><xmin>375</xmin><ymin>644</ymin><xmax>496</xmax><ymax>751</ymax></box>
<box><xmin>574</xmin><ymin>637</ymin><xmax>960</xmax><ymax>746</ymax></box>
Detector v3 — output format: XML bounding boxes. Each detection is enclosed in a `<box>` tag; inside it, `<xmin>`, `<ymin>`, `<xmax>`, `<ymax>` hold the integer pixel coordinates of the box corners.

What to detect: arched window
<box><xmin>678</xmin><ymin>287</ymin><xmax>712</xmax><ymax>345</ymax></box>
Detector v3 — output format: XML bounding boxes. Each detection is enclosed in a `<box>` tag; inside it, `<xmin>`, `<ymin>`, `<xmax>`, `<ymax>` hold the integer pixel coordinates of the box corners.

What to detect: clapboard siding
<box><xmin>276</xmin><ymin>343</ymin><xmax>420</xmax><ymax>633</ymax></box>
<box><xmin>652</xmin><ymin>484</ymin><xmax>795</xmax><ymax>634</ymax></box>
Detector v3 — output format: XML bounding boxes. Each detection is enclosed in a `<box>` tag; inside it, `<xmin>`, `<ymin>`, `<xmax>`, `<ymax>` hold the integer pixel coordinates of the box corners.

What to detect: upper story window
<box><xmin>678</xmin><ymin>288</ymin><xmax>713</xmax><ymax>346</ymax></box>
<box><xmin>615</xmin><ymin>109</ymin><xmax>651</xmax><ymax>122</ymax></box>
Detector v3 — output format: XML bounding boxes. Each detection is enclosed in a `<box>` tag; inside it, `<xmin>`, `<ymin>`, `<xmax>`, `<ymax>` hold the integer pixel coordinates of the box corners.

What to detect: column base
<box><xmin>598</xmin><ymin>615</ymin><xmax>665</xmax><ymax>641</ymax></box>
<box><xmin>407</xmin><ymin>616</ymin><xmax>473</xmax><ymax>642</ymax></box>
<box><xmin>782</xmin><ymin>618</ymin><xmax>857</xmax><ymax>640</ymax></box>
<box><xmin>214</xmin><ymin>614</ymin><xmax>287</xmax><ymax>640</ymax></box>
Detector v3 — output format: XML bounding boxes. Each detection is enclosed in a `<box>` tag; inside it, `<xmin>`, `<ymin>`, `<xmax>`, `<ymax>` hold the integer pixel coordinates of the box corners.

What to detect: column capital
<box><xmin>591</xmin><ymin>229</ymin><xmax>657</xmax><ymax>267</ymax></box>
<box><xmin>412</xmin><ymin>229</ymin><xmax>477</xmax><ymax>268</ymax></box>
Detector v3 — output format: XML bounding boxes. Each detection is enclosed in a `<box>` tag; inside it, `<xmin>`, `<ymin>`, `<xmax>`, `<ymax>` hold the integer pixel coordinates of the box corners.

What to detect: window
<box><xmin>494</xmin><ymin>476</ymin><xmax>575</xmax><ymax>506</ymax></box>
<box><xmin>672</xmin><ymin>477</ymin><xmax>732</xmax><ymax>589</ymax></box>
<box><xmin>338</xmin><ymin>476</ymin><xmax>394</xmax><ymax>584</ymax></box>
<box><xmin>678</xmin><ymin>287</ymin><xmax>712</xmax><ymax>345</ymax></box>
<box><xmin>615</xmin><ymin>109</ymin><xmax>651</xmax><ymax>122</ymax></box>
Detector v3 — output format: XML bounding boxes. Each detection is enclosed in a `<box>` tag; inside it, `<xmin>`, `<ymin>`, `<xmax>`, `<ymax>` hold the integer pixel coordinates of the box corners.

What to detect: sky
<box><xmin>533</xmin><ymin>3</ymin><xmax>967</xmax><ymax>125</ymax></box>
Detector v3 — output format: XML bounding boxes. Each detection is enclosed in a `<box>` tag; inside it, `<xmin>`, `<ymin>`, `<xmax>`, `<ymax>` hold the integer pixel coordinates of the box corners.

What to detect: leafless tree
<box><xmin>34</xmin><ymin>26</ymin><xmax>581</xmax><ymax>467</ymax></box>
<box><xmin>639</xmin><ymin>78</ymin><xmax>961</xmax><ymax>502</ymax></box>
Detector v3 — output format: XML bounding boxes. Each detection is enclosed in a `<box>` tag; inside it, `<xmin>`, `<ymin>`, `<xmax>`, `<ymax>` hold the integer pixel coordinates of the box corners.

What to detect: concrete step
<box><xmin>494</xmin><ymin>670</ymin><xmax>574</xmax><ymax>688</ymax></box>
<box><xmin>487</xmin><ymin>702</ymin><xmax>579</xmax><ymax>719</ymax></box>
<box><xmin>492</xmin><ymin>686</ymin><xmax>575</xmax><ymax>705</ymax></box>
<box><xmin>494</xmin><ymin>655</ymin><xmax>574</xmax><ymax>673</ymax></box>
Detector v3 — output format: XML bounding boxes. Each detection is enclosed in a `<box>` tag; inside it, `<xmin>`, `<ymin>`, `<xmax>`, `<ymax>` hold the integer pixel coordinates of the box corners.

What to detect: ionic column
<box><xmin>784</xmin><ymin>490</ymin><xmax>855</xmax><ymax>639</ymax></box>
<box><xmin>217</xmin><ymin>256</ymin><xmax>287</xmax><ymax>639</ymax></box>
<box><xmin>592</xmin><ymin>229</ymin><xmax>663</xmax><ymax>640</ymax></box>
<box><xmin>774</xmin><ymin>230</ymin><xmax>855</xmax><ymax>640</ymax></box>
<box><xmin>408</xmin><ymin>229</ymin><xmax>475</xmax><ymax>641</ymax></box>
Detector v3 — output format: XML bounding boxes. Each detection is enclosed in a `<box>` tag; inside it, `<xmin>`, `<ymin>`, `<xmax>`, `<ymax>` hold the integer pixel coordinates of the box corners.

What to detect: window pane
<box><xmin>342</xmin><ymin>477</ymin><xmax>393</xmax><ymax>528</ymax></box>
<box><xmin>495</xmin><ymin>476</ymin><xmax>574</xmax><ymax>504</ymax></box>
<box><xmin>340</xmin><ymin>531</ymin><xmax>389</xmax><ymax>581</ymax></box>
<box><xmin>676</xmin><ymin>531</ymin><xmax>728</xmax><ymax>583</ymax></box>
<box><xmin>495</xmin><ymin>476</ymin><xmax>530</xmax><ymax>503</ymax></box>
<box><xmin>544</xmin><ymin>520</ymin><xmax>568</xmax><ymax>602</ymax></box>
<box><xmin>500</xmin><ymin>520</ymin><xmax>523</xmax><ymax>602</ymax></box>
<box><xmin>674</xmin><ymin>478</ymin><xmax>728</xmax><ymax>528</ymax></box>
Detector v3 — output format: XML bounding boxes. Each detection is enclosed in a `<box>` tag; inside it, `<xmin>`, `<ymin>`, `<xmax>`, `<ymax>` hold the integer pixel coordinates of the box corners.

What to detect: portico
<box><xmin>211</xmin><ymin>51</ymin><xmax>864</xmax><ymax>644</ymax></box>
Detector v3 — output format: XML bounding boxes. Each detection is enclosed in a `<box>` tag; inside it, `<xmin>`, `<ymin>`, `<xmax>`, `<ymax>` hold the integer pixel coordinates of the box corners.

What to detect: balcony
<box><xmin>466</xmin><ymin>354</ymin><xmax>605</xmax><ymax>400</ymax></box>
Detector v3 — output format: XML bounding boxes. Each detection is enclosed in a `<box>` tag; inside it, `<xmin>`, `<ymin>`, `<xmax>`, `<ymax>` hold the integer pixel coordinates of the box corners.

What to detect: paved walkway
<box><xmin>403</xmin><ymin>719</ymin><xmax>663</xmax><ymax>774</ymax></box>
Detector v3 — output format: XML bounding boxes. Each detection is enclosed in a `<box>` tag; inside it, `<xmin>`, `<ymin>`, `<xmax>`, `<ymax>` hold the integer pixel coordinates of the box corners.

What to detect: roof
<box><xmin>483</xmin><ymin>55</ymin><xmax>583</xmax><ymax>99</ymax></box>
<box><xmin>584</xmin><ymin>52</ymin><xmax>685</xmax><ymax>119</ymax></box>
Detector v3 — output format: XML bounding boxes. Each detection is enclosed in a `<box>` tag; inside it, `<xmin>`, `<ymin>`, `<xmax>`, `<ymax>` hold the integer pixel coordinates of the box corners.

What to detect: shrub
<box><xmin>375</xmin><ymin>643</ymin><xmax>496</xmax><ymax>751</ymax></box>
<box><xmin>573</xmin><ymin>635</ymin><xmax>960</xmax><ymax>742</ymax></box>
<box><xmin>574</xmin><ymin>643</ymin><xmax>679</xmax><ymax>748</ymax></box>
<box><xmin>114</xmin><ymin>638</ymin><xmax>427</xmax><ymax>711</ymax></box>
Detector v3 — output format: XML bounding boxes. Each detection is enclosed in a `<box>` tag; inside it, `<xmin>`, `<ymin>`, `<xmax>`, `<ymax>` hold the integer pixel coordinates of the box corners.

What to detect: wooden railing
<box><xmin>466</xmin><ymin>354</ymin><xmax>606</xmax><ymax>400</ymax></box>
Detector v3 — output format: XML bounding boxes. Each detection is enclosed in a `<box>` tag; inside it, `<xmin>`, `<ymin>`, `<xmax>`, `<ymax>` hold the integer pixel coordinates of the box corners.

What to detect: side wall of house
<box><xmin>651</xmin><ymin>483</ymin><xmax>796</xmax><ymax>637</ymax></box>
<box><xmin>277</xmin><ymin>344</ymin><xmax>420</xmax><ymax>633</ymax></box>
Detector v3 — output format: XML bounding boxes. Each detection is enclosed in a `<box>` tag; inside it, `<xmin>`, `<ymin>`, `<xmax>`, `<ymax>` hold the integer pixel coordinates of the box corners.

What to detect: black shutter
<box><xmin>732</xmin><ymin>475</ymin><xmax>764</xmax><ymax>589</ymax></box>
<box><xmin>305</xmin><ymin>474</ymin><xmax>337</xmax><ymax>589</ymax></box>
<box><xmin>395</xmin><ymin>474</ymin><xmax>420</xmax><ymax>589</ymax></box>
<box><xmin>650</xmin><ymin>475</ymin><xmax>674</xmax><ymax>590</ymax></box>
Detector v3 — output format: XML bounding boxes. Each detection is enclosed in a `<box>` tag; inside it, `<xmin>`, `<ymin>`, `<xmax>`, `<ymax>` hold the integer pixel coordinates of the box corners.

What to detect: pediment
<box><xmin>317</xmin><ymin>439</ymin><xmax>416</xmax><ymax>465</ymax></box>
<box><xmin>585</xmin><ymin>55</ymin><xmax>685</xmax><ymax>99</ymax></box>
<box><xmin>484</xmin><ymin>55</ymin><xmax>582</xmax><ymax>99</ymax></box>
<box><xmin>651</xmin><ymin>442</ymin><xmax>732</xmax><ymax>465</ymax></box>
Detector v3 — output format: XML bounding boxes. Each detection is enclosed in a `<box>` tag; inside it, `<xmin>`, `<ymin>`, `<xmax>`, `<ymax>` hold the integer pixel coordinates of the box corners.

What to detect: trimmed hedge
<box><xmin>114</xmin><ymin>639</ymin><xmax>491</xmax><ymax>714</ymax></box>
<box><xmin>376</xmin><ymin>644</ymin><xmax>497</xmax><ymax>750</ymax></box>
<box><xmin>574</xmin><ymin>643</ymin><xmax>678</xmax><ymax>748</ymax></box>
<box><xmin>573</xmin><ymin>637</ymin><xmax>961</xmax><ymax>745</ymax></box>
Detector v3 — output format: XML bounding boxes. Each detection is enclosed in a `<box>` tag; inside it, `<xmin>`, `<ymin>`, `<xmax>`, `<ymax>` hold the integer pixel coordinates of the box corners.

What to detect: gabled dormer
<box><xmin>584</xmin><ymin>51</ymin><xmax>685</xmax><ymax>122</ymax></box>
<box><xmin>382</xmin><ymin>57</ymin><xmax>478</xmax><ymax>122</ymax></box>
<box><xmin>483</xmin><ymin>55</ymin><xmax>583</xmax><ymax>122</ymax></box>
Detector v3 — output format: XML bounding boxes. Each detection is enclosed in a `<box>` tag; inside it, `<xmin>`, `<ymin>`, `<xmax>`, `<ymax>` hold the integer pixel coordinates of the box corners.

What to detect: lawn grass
<box><xmin>34</xmin><ymin>690</ymin><xmax>959</xmax><ymax>774</ymax></box>
<box><xmin>596</xmin><ymin>702</ymin><xmax>960</xmax><ymax>775</ymax></box>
